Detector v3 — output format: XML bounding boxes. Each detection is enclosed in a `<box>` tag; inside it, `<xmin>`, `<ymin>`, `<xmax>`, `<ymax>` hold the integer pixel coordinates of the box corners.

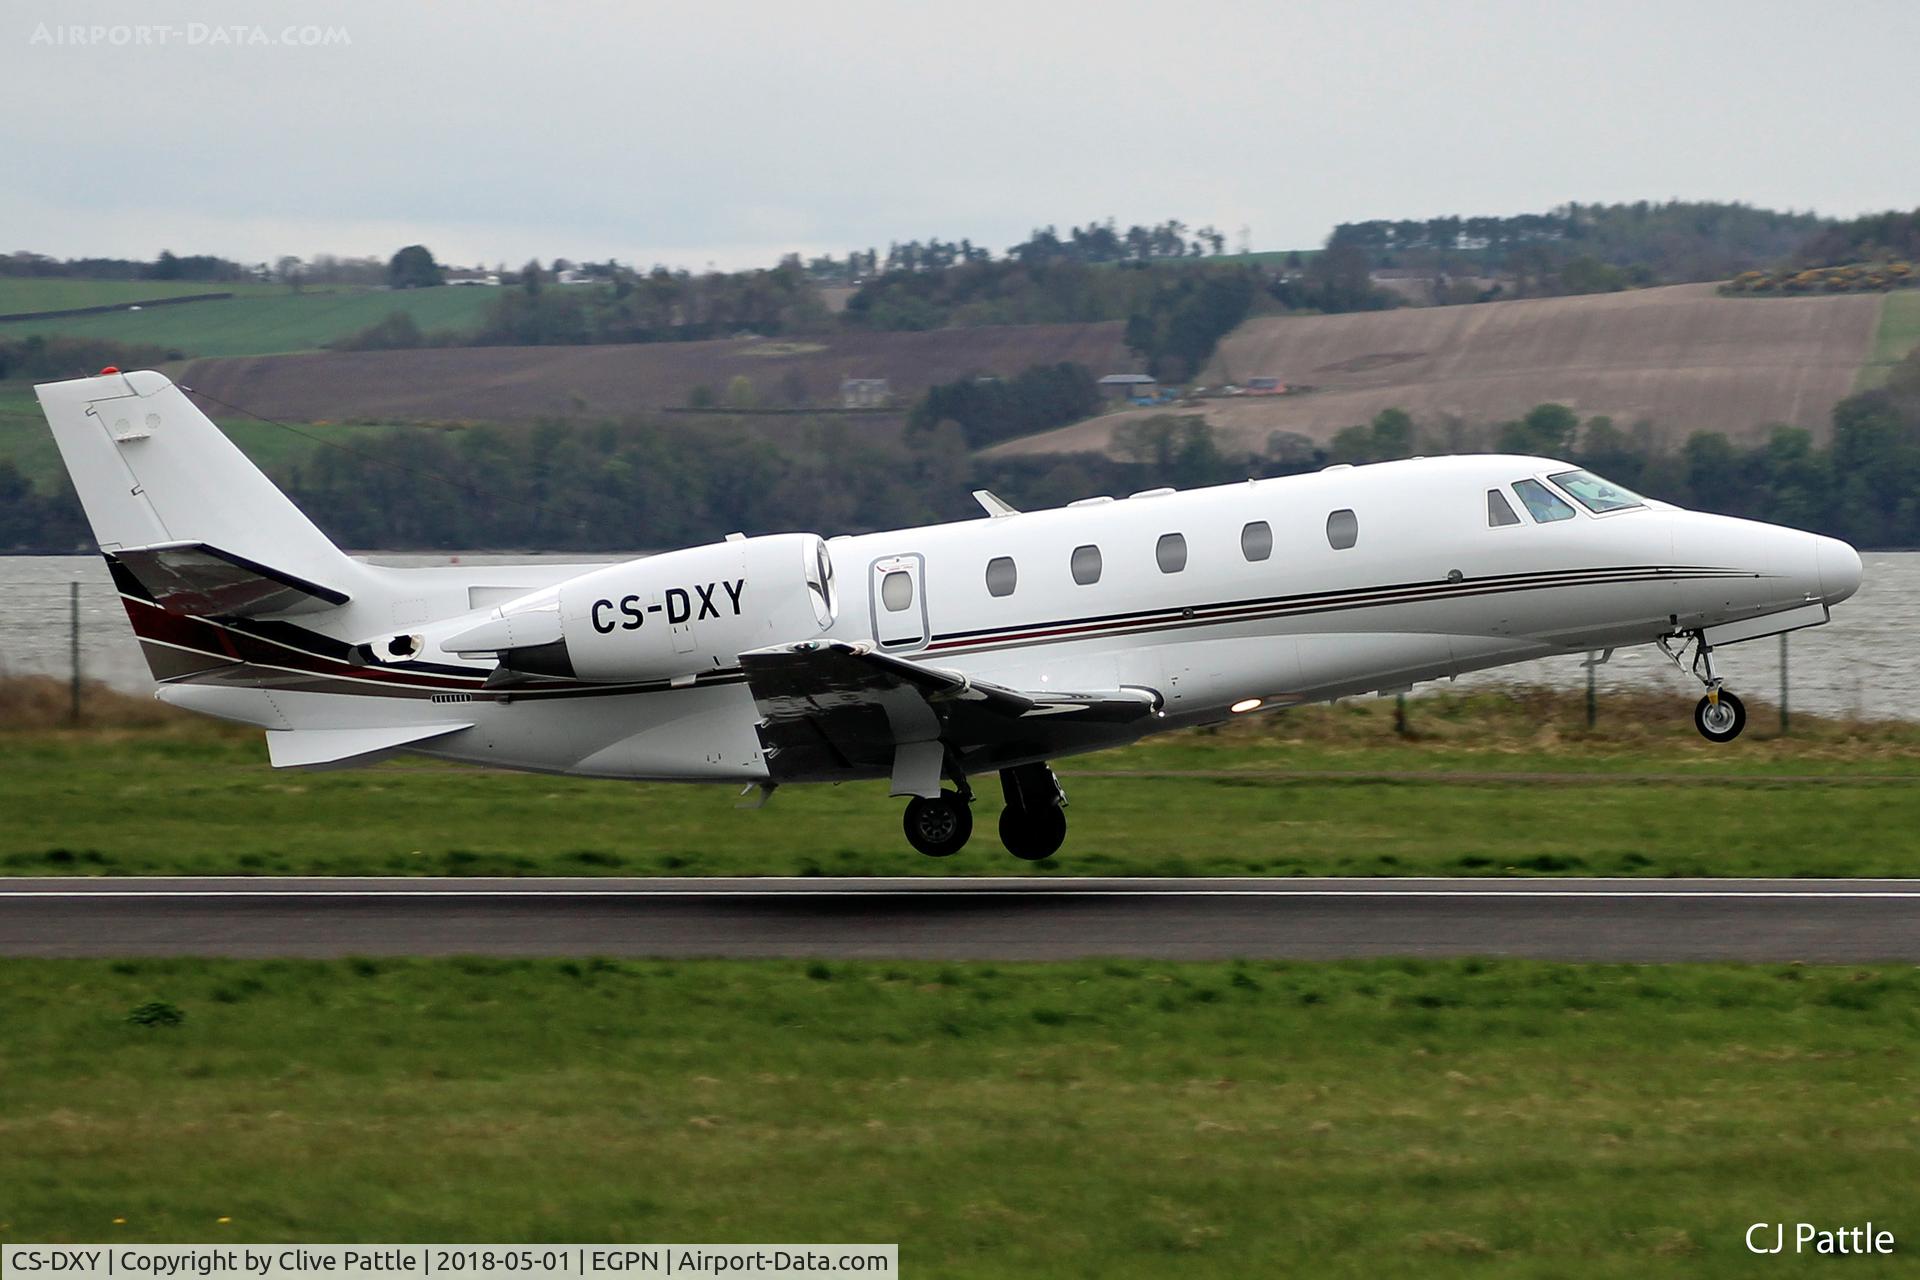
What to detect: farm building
<box><xmin>841</xmin><ymin>377</ymin><xmax>892</xmax><ymax>408</ymax></box>
<box><xmin>1097</xmin><ymin>373</ymin><xmax>1157</xmax><ymax>401</ymax></box>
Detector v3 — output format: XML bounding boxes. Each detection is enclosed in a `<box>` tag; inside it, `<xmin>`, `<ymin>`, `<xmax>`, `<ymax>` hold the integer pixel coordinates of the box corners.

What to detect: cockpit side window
<box><xmin>1550</xmin><ymin>469</ymin><xmax>1645</xmax><ymax>513</ymax></box>
<box><xmin>1487</xmin><ymin>489</ymin><xmax>1521</xmax><ymax>527</ymax></box>
<box><xmin>1512</xmin><ymin>478</ymin><xmax>1576</xmax><ymax>523</ymax></box>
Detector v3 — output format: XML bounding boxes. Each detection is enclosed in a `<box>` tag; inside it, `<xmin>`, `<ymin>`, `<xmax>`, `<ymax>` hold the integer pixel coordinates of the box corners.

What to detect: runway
<box><xmin>4</xmin><ymin>877</ymin><xmax>1920</xmax><ymax>961</ymax></box>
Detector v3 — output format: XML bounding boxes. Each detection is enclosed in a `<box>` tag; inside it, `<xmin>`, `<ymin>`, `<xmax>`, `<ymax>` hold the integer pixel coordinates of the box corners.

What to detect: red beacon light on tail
<box><xmin>98</xmin><ymin>366</ymin><xmax>120</xmax><ymax>375</ymax></box>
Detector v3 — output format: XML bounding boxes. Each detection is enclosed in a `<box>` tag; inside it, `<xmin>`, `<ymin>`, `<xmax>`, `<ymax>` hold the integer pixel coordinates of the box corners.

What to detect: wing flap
<box><xmin>738</xmin><ymin>641</ymin><xmax>1158</xmax><ymax>783</ymax></box>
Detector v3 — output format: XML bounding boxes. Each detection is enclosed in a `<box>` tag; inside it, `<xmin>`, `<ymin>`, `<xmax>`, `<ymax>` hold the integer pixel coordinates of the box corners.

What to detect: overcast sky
<box><xmin>6</xmin><ymin>0</ymin><xmax>1917</xmax><ymax>271</ymax></box>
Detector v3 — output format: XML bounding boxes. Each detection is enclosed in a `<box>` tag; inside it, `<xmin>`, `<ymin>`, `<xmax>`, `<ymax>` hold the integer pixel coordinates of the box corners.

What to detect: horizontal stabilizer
<box><xmin>265</xmin><ymin>722</ymin><xmax>471</xmax><ymax>769</ymax></box>
<box><xmin>111</xmin><ymin>542</ymin><xmax>349</xmax><ymax>618</ymax></box>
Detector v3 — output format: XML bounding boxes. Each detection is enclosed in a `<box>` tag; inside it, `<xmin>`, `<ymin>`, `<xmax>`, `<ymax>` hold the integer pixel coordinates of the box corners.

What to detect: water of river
<box><xmin>2</xmin><ymin>551</ymin><xmax>1914</xmax><ymax>720</ymax></box>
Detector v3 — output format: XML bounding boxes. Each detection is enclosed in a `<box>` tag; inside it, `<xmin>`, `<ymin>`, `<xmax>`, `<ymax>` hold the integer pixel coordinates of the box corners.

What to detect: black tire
<box><xmin>1694</xmin><ymin>690</ymin><xmax>1747</xmax><ymax>743</ymax></box>
<box><xmin>903</xmin><ymin>792</ymin><xmax>972</xmax><ymax>857</ymax></box>
<box><xmin>999</xmin><ymin>803</ymin><xmax>1067</xmax><ymax>861</ymax></box>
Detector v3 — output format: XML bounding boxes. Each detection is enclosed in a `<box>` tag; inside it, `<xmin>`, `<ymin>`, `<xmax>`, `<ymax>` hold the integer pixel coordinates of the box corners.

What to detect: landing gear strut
<box><xmin>998</xmin><ymin>763</ymin><xmax>1067</xmax><ymax>861</ymax></box>
<box><xmin>1660</xmin><ymin>631</ymin><xmax>1747</xmax><ymax>743</ymax></box>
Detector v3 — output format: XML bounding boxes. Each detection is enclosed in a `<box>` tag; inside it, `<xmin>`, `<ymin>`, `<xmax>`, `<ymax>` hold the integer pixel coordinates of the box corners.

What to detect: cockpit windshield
<box><xmin>1549</xmin><ymin>469</ymin><xmax>1644</xmax><ymax>514</ymax></box>
<box><xmin>1511</xmin><ymin>478</ymin><xmax>1576</xmax><ymax>523</ymax></box>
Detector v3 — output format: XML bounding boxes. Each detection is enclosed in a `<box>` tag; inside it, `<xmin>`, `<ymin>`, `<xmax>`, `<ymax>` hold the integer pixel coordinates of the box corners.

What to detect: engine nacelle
<box><xmin>445</xmin><ymin>533</ymin><xmax>836</xmax><ymax>682</ymax></box>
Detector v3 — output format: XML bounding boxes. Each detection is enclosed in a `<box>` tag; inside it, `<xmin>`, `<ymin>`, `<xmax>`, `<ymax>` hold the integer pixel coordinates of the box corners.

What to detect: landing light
<box><xmin>1231</xmin><ymin>698</ymin><xmax>1263</xmax><ymax>714</ymax></box>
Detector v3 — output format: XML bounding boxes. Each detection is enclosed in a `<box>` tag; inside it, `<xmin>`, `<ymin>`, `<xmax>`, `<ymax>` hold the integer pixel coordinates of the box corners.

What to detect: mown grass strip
<box><xmin>0</xmin><ymin>956</ymin><xmax>1914</xmax><ymax>1277</ymax></box>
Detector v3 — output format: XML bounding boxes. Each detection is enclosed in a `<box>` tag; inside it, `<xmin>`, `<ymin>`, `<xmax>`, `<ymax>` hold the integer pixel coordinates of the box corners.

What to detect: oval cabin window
<box><xmin>1326</xmin><ymin>509</ymin><xmax>1358</xmax><ymax>550</ymax></box>
<box><xmin>1241</xmin><ymin>520</ymin><xmax>1273</xmax><ymax>562</ymax></box>
<box><xmin>1071</xmin><ymin>544</ymin><xmax>1102</xmax><ymax>585</ymax></box>
<box><xmin>985</xmin><ymin>556</ymin><xmax>1018</xmax><ymax>598</ymax></box>
<box><xmin>1156</xmin><ymin>533</ymin><xmax>1187</xmax><ymax>574</ymax></box>
<box><xmin>880</xmin><ymin>570</ymin><xmax>914</xmax><ymax>612</ymax></box>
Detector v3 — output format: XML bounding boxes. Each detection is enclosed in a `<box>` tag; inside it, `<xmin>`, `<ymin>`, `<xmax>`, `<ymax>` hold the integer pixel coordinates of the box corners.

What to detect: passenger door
<box><xmin>869</xmin><ymin>554</ymin><xmax>928</xmax><ymax>652</ymax></box>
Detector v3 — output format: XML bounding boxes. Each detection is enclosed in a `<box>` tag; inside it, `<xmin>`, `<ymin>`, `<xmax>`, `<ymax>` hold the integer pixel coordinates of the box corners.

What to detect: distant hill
<box><xmin>989</xmin><ymin>284</ymin><xmax>1884</xmax><ymax>457</ymax></box>
<box><xmin>176</xmin><ymin>322</ymin><xmax>1136</xmax><ymax>423</ymax></box>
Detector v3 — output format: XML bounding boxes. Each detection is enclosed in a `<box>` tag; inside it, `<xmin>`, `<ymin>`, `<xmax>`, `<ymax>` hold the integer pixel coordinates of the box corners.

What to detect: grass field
<box><xmin>8</xmin><ymin>684</ymin><xmax>1920</xmax><ymax>879</ymax></box>
<box><xmin>0</xmin><ymin>287</ymin><xmax>498</xmax><ymax>359</ymax></box>
<box><xmin>1</xmin><ymin>955</ymin><xmax>1914</xmax><ymax>1276</ymax></box>
<box><xmin>1856</xmin><ymin>290</ymin><xmax>1920</xmax><ymax>389</ymax></box>
<box><xmin>0</xmin><ymin>279</ymin><xmax>290</xmax><ymax>315</ymax></box>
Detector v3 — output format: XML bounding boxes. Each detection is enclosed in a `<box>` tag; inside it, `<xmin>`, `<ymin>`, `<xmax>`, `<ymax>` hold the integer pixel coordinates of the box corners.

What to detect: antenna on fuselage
<box><xmin>972</xmin><ymin>490</ymin><xmax>1020</xmax><ymax>519</ymax></box>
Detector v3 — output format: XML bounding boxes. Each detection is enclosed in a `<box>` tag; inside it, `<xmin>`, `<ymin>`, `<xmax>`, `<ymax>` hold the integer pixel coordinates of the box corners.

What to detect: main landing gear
<box><xmin>1659</xmin><ymin>631</ymin><xmax>1748</xmax><ymax>743</ymax></box>
<box><xmin>900</xmin><ymin>762</ymin><xmax>1069</xmax><ymax>860</ymax></box>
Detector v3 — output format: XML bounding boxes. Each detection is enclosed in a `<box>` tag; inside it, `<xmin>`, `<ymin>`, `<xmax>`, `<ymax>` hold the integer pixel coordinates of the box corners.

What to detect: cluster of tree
<box><xmin>1007</xmin><ymin>220</ymin><xmax>1227</xmax><ymax>264</ymax></box>
<box><xmin>467</xmin><ymin>260</ymin><xmax>831</xmax><ymax>346</ymax></box>
<box><xmin>1793</xmin><ymin>207</ymin><xmax>1920</xmax><ymax>267</ymax></box>
<box><xmin>387</xmin><ymin>245</ymin><xmax>443</xmax><ymax>289</ymax></box>
<box><xmin>1329</xmin><ymin>201</ymin><xmax>1831</xmax><ymax>286</ymax></box>
<box><xmin>1125</xmin><ymin>270</ymin><xmax>1259</xmax><ymax>381</ymax></box>
<box><xmin>0</xmin><ymin>250</ymin><xmax>253</xmax><ymax>281</ymax></box>
<box><xmin>802</xmin><ymin>220</ymin><xmax>1226</xmax><ymax>284</ymax></box>
<box><xmin>0</xmin><ymin>335</ymin><xmax>176</xmax><ymax>381</ymax></box>
<box><xmin>908</xmin><ymin>362</ymin><xmax>1103</xmax><ymax>449</ymax></box>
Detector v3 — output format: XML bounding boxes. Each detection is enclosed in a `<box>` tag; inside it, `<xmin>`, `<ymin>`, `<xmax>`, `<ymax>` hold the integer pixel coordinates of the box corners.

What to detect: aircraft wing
<box><xmin>738</xmin><ymin>640</ymin><xmax>1158</xmax><ymax>794</ymax></box>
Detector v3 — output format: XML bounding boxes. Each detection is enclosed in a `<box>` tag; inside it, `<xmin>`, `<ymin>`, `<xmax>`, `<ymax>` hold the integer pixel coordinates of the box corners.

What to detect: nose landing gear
<box><xmin>1660</xmin><ymin>631</ymin><xmax>1747</xmax><ymax>743</ymax></box>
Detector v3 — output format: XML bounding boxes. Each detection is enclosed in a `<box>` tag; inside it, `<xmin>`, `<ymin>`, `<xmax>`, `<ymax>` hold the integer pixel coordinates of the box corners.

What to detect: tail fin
<box><xmin>35</xmin><ymin>369</ymin><xmax>364</xmax><ymax>612</ymax></box>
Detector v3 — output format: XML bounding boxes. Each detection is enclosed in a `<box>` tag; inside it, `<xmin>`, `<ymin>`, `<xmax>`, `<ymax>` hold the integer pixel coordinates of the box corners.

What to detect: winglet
<box><xmin>972</xmin><ymin>490</ymin><xmax>1020</xmax><ymax>518</ymax></box>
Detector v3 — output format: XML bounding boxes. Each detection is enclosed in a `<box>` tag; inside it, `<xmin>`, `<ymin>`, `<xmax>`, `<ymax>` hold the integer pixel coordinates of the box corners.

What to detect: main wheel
<box><xmin>903</xmin><ymin>792</ymin><xmax>972</xmax><ymax>857</ymax></box>
<box><xmin>999</xmin><ymin>803</ymin><xmax>1067</xmax><ymax>861</ymax></box>
<box><xmin>1694</xmin><ymin>690</ymin><xmax>1747</xmax><ymax>743</ymax></box>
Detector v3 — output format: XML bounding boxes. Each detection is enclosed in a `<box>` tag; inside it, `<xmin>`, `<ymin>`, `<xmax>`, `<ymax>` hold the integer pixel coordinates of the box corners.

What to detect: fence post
<box><xmin>1394</xmin><ymin>693</ymin><xmax>1408</xmax><ymax>738</ymax></box>
<box><xmin>1585</xmin><ymin>653</ymin><xmax>1597</xmax><ymax>730</ymax></box>
<box><xmin>1779</xmin><ymin>632</ymin><xmax>1789</xmax><ymax>735</ymax></box>
<box><xmin>69</xmin><ymin>580</ymin><xmax>82</xmax><ymax>725</ymax></box>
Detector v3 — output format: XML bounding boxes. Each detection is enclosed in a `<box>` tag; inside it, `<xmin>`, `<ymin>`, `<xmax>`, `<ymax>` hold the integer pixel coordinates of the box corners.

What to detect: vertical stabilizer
<box><xmin>35</xmin><ymin>369</ymin><xmax>366</xmax><ymax>600</ymax></box>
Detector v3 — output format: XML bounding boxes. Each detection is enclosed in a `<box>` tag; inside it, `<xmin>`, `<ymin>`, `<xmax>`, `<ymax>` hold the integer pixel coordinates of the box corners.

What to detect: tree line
<box><xmin>6</xmin><ymin>351</ymin><xmax>1920</xmax><ymax>554</ymax></box>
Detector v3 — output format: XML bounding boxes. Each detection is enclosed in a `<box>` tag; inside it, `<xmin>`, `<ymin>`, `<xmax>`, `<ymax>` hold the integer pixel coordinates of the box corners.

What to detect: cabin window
<box><xmin>1487</xmin><ymin>489</ymin><xmax>1521</xmax><ymax>527</ymax></box>
<box><xmin>1512</xmin><ymin>478</ymin><xmax>1576</xmax><ymax>523</ymax></box>
<box><xmin>985</xmin><ymin>556</ymin><xmax>1018</xmax><ymax>597</ymax></box>
<box><xmin>1326</xmin><ymin>509</ymin><xmax>1358</xmax><ymax>550</ymax></box>
<box><xmin>880</xmin><ymin>570</ymin><xmax>914</xmax><ymax>611</ymax></box>
<box><xmin>1071</xmin><ymin>544</ymin><xmax>1103</xmax><ymax>585</ymax></box>
<box><xmin>1240</xmin><ymin>520</ymin><xmax>1273</xmax><ymax>561</ymax></box>
<box><xmin>1156</xmin><ymin>533</ymin><xmax>1187</xmax><ymax>573</ymax></box>
<box><xmin>1550</xmin><ymin>469</ymin><xmax>1645</xmax><ymax>513</ymax></box>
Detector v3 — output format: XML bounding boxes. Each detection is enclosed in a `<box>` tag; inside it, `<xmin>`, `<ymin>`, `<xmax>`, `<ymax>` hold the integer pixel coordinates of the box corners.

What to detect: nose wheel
<box><xmin>1694</xmin><ymin>690</ymin><xmax>1746</xmax><ymax>742</ymax></box>
<box><xmin>1661</xmin><ymin>631</ymin><xmax>1748</xmax><ymax>743</ymax></box>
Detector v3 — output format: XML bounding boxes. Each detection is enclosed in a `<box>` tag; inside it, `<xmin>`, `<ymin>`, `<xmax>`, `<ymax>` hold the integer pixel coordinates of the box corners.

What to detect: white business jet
<box><xmin>38</xmin><ymin>369</ymin><xmax>1862</xmax><ymax>859</ymax></box>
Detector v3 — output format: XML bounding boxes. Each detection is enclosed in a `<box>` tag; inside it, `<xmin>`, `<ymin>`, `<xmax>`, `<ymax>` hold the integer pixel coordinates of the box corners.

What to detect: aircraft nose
<box><xmin>1814</xmin><ymin>535</ymin><xmax>1863</xmax><ymax>606</ymax></box>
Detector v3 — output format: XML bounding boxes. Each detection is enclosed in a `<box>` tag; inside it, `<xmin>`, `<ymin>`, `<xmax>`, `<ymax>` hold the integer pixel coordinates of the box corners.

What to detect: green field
<box><xmin>8</xmin><ymin>688</ymin><xmax>1920</xmax><ymax>879</ymax></box>
<box><xmin>1</xmin><ymin>956</ymin><xmax>1913</xmax><ymax>1276</ymax></box>
<box><xmin>1855</xmin><ymin>290</ymin><xmax>1920</xmax><ymax>389</ymax></box>
<box><xmin>0</xmin><ymin>286</ymin><xmax>497</xmax><ymax>359</ymax></box>
<box><xmin>0</xmin><ymin>278</ymin><xmax>289</xmax><ymax>316</ymax></box>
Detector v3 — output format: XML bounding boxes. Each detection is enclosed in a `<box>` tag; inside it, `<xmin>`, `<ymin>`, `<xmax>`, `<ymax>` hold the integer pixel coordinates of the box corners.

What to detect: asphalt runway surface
<box><xmin>4</xmin><ymin>877</ymin><xmax>1920</xmax><ymax>962</ymax></box>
